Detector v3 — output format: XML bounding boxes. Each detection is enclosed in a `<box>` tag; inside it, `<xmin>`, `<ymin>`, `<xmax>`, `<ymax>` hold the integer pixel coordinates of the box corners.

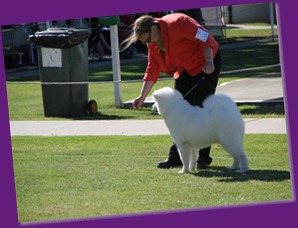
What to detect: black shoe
<box><xmin>157</xmin><ymin>158</ymin><xmax>182</xmax><ymax>169</ymax></box>
<box><xmin>157</xmin><ymin>143</ymin><xmax>182</xmax><ymax>169</ymax></box>
<box><xmin>197</xmin><ymin>157</ymin><xmax>212</xmax><ymax>169</ymax></box>
<box><xmin>197</xmin><ymin>162</ymin><xmax>211</xmax><ymax>169</ymax></box>
<box><xmin>197</xmin><ymin>147</ymin><xmax>212</xmax><ymax>169</ymax></box>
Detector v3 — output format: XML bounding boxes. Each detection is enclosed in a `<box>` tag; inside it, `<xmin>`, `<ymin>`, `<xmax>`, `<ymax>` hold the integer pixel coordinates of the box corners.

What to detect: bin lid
<box><xmin>28</xmin><ymin>28</ymin><xmax>90</xmax><ymax>48</ymax></box>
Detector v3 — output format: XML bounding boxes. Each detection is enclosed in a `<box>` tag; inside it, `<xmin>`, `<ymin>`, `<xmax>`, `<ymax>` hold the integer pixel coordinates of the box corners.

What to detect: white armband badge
<box><xmin>195</xmin><ymin>28</ymin><xmax>209</xmax><ymax>42</ymax></box>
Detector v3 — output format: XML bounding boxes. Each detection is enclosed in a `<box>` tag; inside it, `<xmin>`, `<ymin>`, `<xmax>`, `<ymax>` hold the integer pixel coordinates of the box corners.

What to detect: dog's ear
<box><xmin>152</xmin><ymin>90</ymin><xmax>158</xmax><ymax>98</ymax></box>
<box><xmin>152</xmin><ymin>89</ymin><xmax>162</xmax><ymax>99</ymax></box>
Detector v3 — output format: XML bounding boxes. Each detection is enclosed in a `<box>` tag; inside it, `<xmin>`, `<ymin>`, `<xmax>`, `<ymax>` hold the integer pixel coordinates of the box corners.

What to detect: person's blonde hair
<box><xmin>121</xmin><ymin>15</ymin><xmax>164</xmax><ymax>51</ymax></box>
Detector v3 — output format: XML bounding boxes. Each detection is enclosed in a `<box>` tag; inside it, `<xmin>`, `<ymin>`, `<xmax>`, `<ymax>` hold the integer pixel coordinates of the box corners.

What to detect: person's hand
<box><xmin>203</xmin><ymin>61</ymin><xmax>215</xmax><ymax>75</ymax></box>
<box><xmin>133</xmin><ymin>96</ymin><xmax>145</xmax><ymax>110</ymax></box>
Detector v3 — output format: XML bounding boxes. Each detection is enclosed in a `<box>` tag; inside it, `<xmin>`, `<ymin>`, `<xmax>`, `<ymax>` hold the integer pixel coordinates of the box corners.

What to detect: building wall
<box><xmin>229</xmin><ymin>2</ymin><xmax>276</xmax><ymax>24</ymax></box>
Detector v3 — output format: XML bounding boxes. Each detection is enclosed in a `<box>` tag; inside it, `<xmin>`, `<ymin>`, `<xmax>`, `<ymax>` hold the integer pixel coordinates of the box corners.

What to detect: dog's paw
<box><xmin>227</xmin><ymin>166</ymin><xmax>248</xmax><ymax>173</ymax></box>
<box><xmin>226</xmin><ymin>166</ymin><xmax>239</xmax><ymax>170</ymax></box>
<box><xmin>236</xmin><ymin>169</ymin><xmax>248</xmax><ymax>173</ymax></box>
<box><xmin>178</xmin><ymin>169</ymin><xmax>188</xmax><ymax>174</ymax></box>
<box><xmin>189</xmin><ymin>167</ymin><xmax>195</xmax><ymax>172</ymax></box>
<box><xmin>189</xmin><ymin>164</ymin><xmax>196</xmax><ymax>171</ymax></box>
<box><xmin>151</xmin><ymin>103</ymin><xmax>159</xmax><ymax>114</ymax></box>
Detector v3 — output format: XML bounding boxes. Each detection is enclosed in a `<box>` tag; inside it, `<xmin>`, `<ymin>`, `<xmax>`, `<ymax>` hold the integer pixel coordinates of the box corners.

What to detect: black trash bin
<box><xmin>28</xmin><ymin>28</ymin><xmax>90</xmax><ymax>118</ymax></box>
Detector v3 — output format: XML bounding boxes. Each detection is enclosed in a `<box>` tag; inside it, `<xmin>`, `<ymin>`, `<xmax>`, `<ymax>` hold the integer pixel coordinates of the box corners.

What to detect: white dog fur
<box><xmin>153</xmin><ymin>87</ymin><xmax>248</xmax><ymax>174</ymax></box>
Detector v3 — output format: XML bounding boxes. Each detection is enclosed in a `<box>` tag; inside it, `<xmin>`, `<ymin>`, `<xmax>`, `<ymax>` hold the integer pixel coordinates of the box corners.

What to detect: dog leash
<box><xmin>183</xmin><ymin>74</ymin><xmax>209</xmax><ymax>98</ymax></box>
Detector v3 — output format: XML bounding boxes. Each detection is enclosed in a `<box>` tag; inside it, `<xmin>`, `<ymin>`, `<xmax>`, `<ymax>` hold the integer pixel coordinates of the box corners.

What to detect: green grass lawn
<box><xmin>12</xmin><ymin>134</ymin><xmax>292</xmax><ymax>223</ymax></box>
<box><xmin>6</xmin><ymin>43</ymin><xmax>283</xmax><ymax>120</ymax></box>
<box><xmin>225</xmin><ymin>28</ymin><xmax>278</xmax><ymax>40</ymax></box>
<box><xmin>8</xmin><ymin>30</ymin><xmax>290</xmax><ymax>224</ymax></box>
<box><xmin>6</xmin><ymin>81</ymin><xmax>285</xmax><ymax>120</ymax></box>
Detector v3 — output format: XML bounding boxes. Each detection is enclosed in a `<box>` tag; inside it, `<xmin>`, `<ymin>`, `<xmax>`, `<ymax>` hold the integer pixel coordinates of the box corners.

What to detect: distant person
<box><xmin>89</xmin><ymin>18</ymin><xmax>111</xmax><ymax>61</ymax></box>
<box><xmin>118</xmin><ymin>14</ymin><xmax>136</xmax><ymax>59</ymax></box>
<box><xmin>183</xmin><ymin>8</ymin><xmax>206</xmax><ymax>27</ymax></box>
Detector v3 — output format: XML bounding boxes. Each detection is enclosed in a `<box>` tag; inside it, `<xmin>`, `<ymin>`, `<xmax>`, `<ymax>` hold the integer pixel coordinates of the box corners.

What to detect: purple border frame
<box><xmin>1</xmin><ymin>1</ymin><xmax>297</xmax><ymax>227</ymax></box>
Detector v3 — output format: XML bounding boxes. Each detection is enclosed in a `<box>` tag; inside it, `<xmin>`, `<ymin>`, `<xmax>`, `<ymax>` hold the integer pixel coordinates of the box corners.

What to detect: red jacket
<box><xmin>144</xmin><ymin>13</ymin><xmax>219</xmax><ymax>83</ymax></box>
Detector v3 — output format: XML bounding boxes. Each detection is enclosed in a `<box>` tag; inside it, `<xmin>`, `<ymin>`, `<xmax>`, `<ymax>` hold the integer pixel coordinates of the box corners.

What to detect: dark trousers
<box><xmin>173</xmin><ymin>51</ymin><xmax>222</xmax><ymax>164</ymax></box>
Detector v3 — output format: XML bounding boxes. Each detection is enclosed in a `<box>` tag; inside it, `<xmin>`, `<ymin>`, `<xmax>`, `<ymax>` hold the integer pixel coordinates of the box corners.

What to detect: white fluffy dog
<box><xmin>153</xmin><ymin>87</ymin><xmax>248</xmax><ymax>174</ymax></box>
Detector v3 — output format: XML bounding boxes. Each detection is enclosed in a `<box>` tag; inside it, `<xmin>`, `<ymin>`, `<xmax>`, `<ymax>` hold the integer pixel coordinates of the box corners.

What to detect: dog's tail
<box><xmin>203</xmin><ymin>94</ymin><xmax>239</xmax><ymax>112</ymax></box>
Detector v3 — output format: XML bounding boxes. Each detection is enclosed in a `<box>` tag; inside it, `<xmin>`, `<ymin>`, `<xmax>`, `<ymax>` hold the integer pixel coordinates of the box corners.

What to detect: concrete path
<box><xmin>216</xmin><ymin>72</ymin><xmax>283</xmax><ymax>104</ymax></box>
<box><xmin>7</xmin><ymin>37</ymin><xmax>286</xmax><ymax>137</ymax></box>
<box><xmin>124</xmin><ymin>72</ymin><xmax>284</xmax><ymax>107</ymax></box>
<box><xmin>8</xmin><ymin>70</ymin><xmax>286</xmax><ymax>137</ymax></box>
<box><xmin>10</xmin><ymin>118</ymin><xmax>287</xmax><ymax>136</ymax></box>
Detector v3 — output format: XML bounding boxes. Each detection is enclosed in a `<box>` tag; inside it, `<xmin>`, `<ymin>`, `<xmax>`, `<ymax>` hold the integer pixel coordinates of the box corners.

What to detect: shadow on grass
<box><xmin>220</xmin><ymin>43</ymin><xmax>280</xmax><ymax>74</ymax></box>
<box><xmin>239</xmin><ymin>103</ymin><xmax>284</xmax><ymax>116</ymax></box>
<box><xmin>72</xmin><ymin>112</ymin><xmax>134</xmax><ymax>120</ymax></box>
<box><xmin>192</xmin><ymin>166</ymin><xmax>291</xmax><ymax>182</ymax></box>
